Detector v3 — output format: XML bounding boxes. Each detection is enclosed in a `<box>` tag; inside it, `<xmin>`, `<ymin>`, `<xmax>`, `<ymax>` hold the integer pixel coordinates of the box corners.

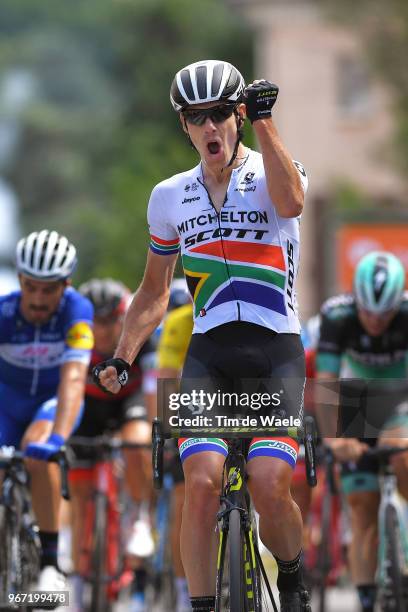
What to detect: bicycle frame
<box><xmin>215</xmin><ymin>439</ymin><xmax>275</xmax><ymax>612</ymax></box>
<box><xmin>377</xmin><ymin>464</ymin><xmax>408</xmax><ymax>586</ymax></box>
<box><xmin>0</xmin><ymin>446</ymin><xmax>67</xmax><ymax>608</ymax></box>
<box><xmin>152</xmin><ymin>417</ymin><xmax>317</xmax><ymax>612</ymax></box>
<box><xmin>71</xmin><ymin>436</ymin><xmax>146</xmax><ymax>605</ymax></box>
<box><xmin>79</xmin><ymin>460</ymin><xmax>124</xmax><ymax>584</ymax></box>
<box><xmin>0</xmin><ymin>452</ymin><xmax>40</xmax><ymax>601</ymax></box>
<box><xmin>356</xmin><ymin>445</ymin><xmax>408</xmax><ymax>611</ymax></box>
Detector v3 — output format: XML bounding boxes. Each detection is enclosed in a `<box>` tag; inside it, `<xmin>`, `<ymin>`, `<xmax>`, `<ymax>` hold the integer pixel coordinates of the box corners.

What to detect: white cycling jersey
<box><xmin>148</xmin><ymin>147</ymin><xmax>308</xmax><ymax>335</ymax></box>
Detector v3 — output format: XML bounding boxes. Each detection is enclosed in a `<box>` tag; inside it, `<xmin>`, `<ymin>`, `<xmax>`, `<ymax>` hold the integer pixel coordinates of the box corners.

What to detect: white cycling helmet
<box><xmin>16</xmin><ymin>230</ymin><xmax>77</xmax><ymax>281</ymax></box>
<box><xmin>170</xmin><ymin>60</ymin><xmax>245</xmax><ymax>112</ymax></box>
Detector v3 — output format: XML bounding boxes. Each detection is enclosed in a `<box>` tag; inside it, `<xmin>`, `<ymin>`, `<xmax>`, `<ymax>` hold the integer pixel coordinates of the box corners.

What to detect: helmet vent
<box><xmin>373</xmin><ymin>257</ymin><xmax>388</xmax><ymax>301</ymax></box>
<box><xmin>47</xmin><ymin>242</ymin><xmax>60</xmax><ymax>271</ymax></box>
<box><xmin>30</xmin><ymin>239</ymin><xmax>38</xmax><ymax>268</ymax></box>
<box><xmin>180</xmin><ymin>69</ymin><xmax>194</xmax><ymax>101</ymax></box>
<box><xmin>196</xmin><ymin>65</ymin><xmax>207</xmax><ymax>100</ymax></box>
<box><xmin>58</xmin><ymin>249</ymin><xmax>68</xmax><ymax>268</ymax></box>
<box><xmin>211</xmin><ymin>63</ymin><xmax>224</xmax><ymax>96</ymax></box>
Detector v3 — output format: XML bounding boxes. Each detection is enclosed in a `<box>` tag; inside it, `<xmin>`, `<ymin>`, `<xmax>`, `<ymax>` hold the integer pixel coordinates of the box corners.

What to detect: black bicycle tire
<box><xmin>0</xmin><ymin>506</ymin><xmax>13</xmax><ymax>606</ymax></box>
<box><xmin>20</xmin><ymin>527</ymin><xmax>41</xmax><ymax>593</ymax></box>
<box><xmin>382</xmin><ymin>504</ymin><xmax>405</xmax><ymax>612</ymax></box>
<box><xmin>90</xmin><ymin>494</ymin><xmax>108</xmax><ymax>612</ymax></box>
<box><xmin>10</xmin><ymin>527</ymin><xmax>23</xmax><ymax>596</ymax></box>
<box><xmin>20</xmin><ymin>496</ymin><xmax>41</xmax><ymax>595</ymax></box>
<box><xmin>215</xmin><ymin>525</ymin><xmax>228</xmax><ymax>612</ymax></box>
<box><xmin>229</xmin><ymin>508</ymin><xmax>246</xmax><ymax>612</ymax></box>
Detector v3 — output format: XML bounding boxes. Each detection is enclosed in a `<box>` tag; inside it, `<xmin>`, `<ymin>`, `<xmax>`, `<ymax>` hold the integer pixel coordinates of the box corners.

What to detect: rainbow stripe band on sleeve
<box><xmin>150</xmin><ymin>235</ymin><xmax>180</xmax><ymax>256</ymax></box>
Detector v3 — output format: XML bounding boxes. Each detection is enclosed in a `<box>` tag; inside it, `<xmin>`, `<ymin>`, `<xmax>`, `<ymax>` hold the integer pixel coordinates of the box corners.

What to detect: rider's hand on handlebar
<box><xmin>379</xmin><ymin>432</ymin><xmax>408</xmax><ymax>473</ymax></box>
<box><xmin>325</xmin><ymin>438</ymin><xmax>369</xmax><ymax>463</ymax></box>
<box><xmin>24</xmin><ymin>433</ymin><xmax>65</xmax><ymax>461</ymax></box>
<box><xmin>92</xmin><ymin>358</ymin><xmax>130</xmax><ymax>394</ymax></box>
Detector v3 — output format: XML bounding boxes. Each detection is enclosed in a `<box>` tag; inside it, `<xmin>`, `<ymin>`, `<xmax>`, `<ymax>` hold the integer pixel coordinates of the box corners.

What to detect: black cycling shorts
<box><xmin>181</xmin><ymin>322</ymin><xmax>305</xmax><ymax>422</ymax></box>
<box><xmin>71</xmin><ymin>392</ymin><xmax>147</xmax><ymax>461</ymax></box>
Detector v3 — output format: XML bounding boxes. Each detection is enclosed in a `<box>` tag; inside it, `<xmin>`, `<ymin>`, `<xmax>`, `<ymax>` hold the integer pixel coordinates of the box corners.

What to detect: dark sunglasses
<box><xmin>182</xmin><ymin>103</ymin><xmax>238</xmax><ymax>126</ymax></box>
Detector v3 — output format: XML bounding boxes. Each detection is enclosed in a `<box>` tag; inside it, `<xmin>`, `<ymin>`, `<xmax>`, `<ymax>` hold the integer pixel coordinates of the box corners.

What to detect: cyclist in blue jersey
<box><xmin>94</xmin><ymin>60</ymin><xmax>311</xmax><ymax>612</ymax></box>
<box><xmin>0</xmin><ymin>230</ymin><xmax>94</xmax><ymax>593</ymax></box>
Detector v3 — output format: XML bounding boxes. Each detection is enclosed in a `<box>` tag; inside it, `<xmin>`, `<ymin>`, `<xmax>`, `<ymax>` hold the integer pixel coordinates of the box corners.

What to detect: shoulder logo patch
<box><xmin>66</xmin><ymin>321</ymin><xmax>94</xmax><ymax>350</ymax></box>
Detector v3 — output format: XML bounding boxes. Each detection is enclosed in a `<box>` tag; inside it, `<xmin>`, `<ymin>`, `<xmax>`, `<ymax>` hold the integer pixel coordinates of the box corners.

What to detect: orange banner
<box><xmin>337</xmin><ymin>224</ymin><xmax>408</xmax><ymax>291</ymax></box>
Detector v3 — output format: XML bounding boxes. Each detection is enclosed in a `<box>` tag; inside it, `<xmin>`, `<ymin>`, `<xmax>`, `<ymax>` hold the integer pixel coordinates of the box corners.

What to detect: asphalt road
<box><xmin>115</xmin><ymin>587</ymin><xmax>360</xmax><ymax>611</ymax></box>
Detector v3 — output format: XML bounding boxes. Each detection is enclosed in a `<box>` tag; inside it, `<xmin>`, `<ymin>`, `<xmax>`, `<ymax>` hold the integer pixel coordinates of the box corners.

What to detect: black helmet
<box><xmin>79</xmin><ymin>278</ymin><xmax>130</xmax><ymax>318</ymax></box>
<box><xmin>170</xmin><ymin>60</ymin><xmax>245</xmax><ymax>112</ymax></box>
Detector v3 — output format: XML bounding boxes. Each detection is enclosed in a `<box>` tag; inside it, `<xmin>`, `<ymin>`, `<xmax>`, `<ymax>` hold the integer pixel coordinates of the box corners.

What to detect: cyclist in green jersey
<box><xmin>317</xmin><ymin>251</ymin><xmax>408</xmax><ymax>612</ymax></box>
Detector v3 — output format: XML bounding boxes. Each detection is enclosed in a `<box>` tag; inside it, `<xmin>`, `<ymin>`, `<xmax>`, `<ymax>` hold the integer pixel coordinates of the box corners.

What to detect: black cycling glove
<box><xmin>92</xmin><ymin>357</ymin><xmax>130</xmax><ymax>392</ymax></box>
<box><xmin>244</xmin><ymin>80</ymin><xmax>279</xmax><ymax>123</ymax></box>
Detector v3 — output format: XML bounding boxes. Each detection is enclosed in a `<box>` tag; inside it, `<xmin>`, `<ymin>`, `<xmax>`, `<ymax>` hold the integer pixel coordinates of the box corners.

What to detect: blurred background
<box><xmin>0</xmin><ymin>0</ymin><xmax>407</xmax><ymax>314</ymax></box>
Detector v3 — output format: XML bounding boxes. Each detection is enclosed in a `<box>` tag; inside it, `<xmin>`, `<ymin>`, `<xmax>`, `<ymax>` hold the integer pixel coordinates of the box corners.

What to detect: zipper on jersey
<box><xmin>30</xmin><ymin>326</ymin><xmax>40</xmax><ymax>396</ymax></box>
<box><xmin>197</xmin><ymin>176</ymin><xmax>241</xmax><ymax>320</ymax></box>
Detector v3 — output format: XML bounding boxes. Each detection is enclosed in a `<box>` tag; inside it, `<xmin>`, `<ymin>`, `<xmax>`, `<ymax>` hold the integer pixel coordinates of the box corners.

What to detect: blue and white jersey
<box><xmin>0</xmin><ymin>287</ymin><xmax>94</xmax><ymax>396</ymax></box>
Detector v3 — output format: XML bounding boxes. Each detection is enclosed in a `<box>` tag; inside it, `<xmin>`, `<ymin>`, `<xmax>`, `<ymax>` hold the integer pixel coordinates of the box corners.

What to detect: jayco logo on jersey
<box><xmin>235</xmin><ymin>185</ymin><xmax>256</xmax><ymax>193</ymax></box>
<box><xmin>182</xmin><ymin>196</ymin><xmax>200</xmax><ymax>204</ymax></box>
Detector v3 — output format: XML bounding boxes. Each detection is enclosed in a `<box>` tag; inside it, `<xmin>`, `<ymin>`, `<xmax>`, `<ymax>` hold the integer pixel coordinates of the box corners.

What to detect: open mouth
<box><xmin>207</xmin><ymin>141</ymin><xmax>221</xmax><ymax>155</ymax></box>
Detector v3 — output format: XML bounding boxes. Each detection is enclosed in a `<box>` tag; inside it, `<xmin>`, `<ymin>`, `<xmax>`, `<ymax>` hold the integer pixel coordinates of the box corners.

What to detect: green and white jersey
<box><xmin>316</xmin><ymin>292</ymin><xmax>408</xmax><ymax>380</ymax></box>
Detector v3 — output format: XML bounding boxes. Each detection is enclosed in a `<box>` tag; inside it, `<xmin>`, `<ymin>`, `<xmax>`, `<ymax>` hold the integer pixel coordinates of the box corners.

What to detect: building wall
<box><xmin>228</xmin><ymin>0</ymin><xmax>403</xmax><ymax>318</ymax></box>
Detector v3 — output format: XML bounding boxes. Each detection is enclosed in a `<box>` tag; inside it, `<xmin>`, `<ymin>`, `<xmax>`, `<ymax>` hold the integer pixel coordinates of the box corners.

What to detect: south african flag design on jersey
<box><xmin>150</xmin><ymin>235</ymin><xmax>180</xmax><ymax>256</ymax></box>
<box><xmin>182</xmin><ymin>239</ymin><xmax>287</xmax><ymax>317</ymax></box>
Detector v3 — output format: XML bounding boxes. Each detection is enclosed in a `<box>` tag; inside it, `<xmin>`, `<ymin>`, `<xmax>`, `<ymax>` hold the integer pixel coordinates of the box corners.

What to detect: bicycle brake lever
<box><xmin>49</xmin><ymin>448</ymin><xmax>71</xmax><ymax>501</ymax></box>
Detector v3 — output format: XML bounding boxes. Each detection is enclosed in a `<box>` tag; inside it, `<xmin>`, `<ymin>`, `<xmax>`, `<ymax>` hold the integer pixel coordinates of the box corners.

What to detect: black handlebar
<box><xmin>303</xmin><ymin>416</ymin><xmax>317</xmax><ymax>487</ymax></box>
<box><xmin>152</xmin><ymin>418</ymin><xmax>164</xmax><ymax>490</ymax></box>
<box><xmin>49</xmin><ymin>448</ymin><xmax>70</xmax><ymax>501</ymax></box>
<box><xmin>0</xmin><ymin>446</ymin><xmax>71</xmax><ymax>501</ymax></box>
<box><xmin>363</xmin><ymin>444</ymin><xmax>408</xmax><ymax>464</ymax></box>
<box><xmin>151</xmin><ymin>416</ymin><xmax>319</xmax><ymax>489</ymax></box>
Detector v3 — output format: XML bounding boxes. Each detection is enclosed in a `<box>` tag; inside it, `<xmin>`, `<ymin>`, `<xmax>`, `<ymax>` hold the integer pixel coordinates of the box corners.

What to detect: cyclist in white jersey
<box><xmin>94</xmin><ymin>60</ymin><xmax>310</xmax><ymax>612</ymax></box>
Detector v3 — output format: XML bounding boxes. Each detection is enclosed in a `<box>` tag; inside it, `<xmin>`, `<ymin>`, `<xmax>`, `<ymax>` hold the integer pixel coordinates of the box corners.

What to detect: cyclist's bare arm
<box><xmin>252</xmin><ymin>117</ymin><xmax>304</xmax><ymax>218</ymax></box>
<box><xmin>99</xmin><ymin>249</ymin><xmax>178</xmax><ymax>393</ymax></box>
<box><xmin>53</xmin><ymin>360</ymin><xmax>88</xmax><ymax>439</ymax></box>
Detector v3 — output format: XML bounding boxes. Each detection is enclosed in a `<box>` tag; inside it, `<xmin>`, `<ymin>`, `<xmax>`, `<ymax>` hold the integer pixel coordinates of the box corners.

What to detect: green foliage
<box><xmin>0</xmin><ymin>0</ymin><xmax>253</xmax><ymax>286</ymax></box>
